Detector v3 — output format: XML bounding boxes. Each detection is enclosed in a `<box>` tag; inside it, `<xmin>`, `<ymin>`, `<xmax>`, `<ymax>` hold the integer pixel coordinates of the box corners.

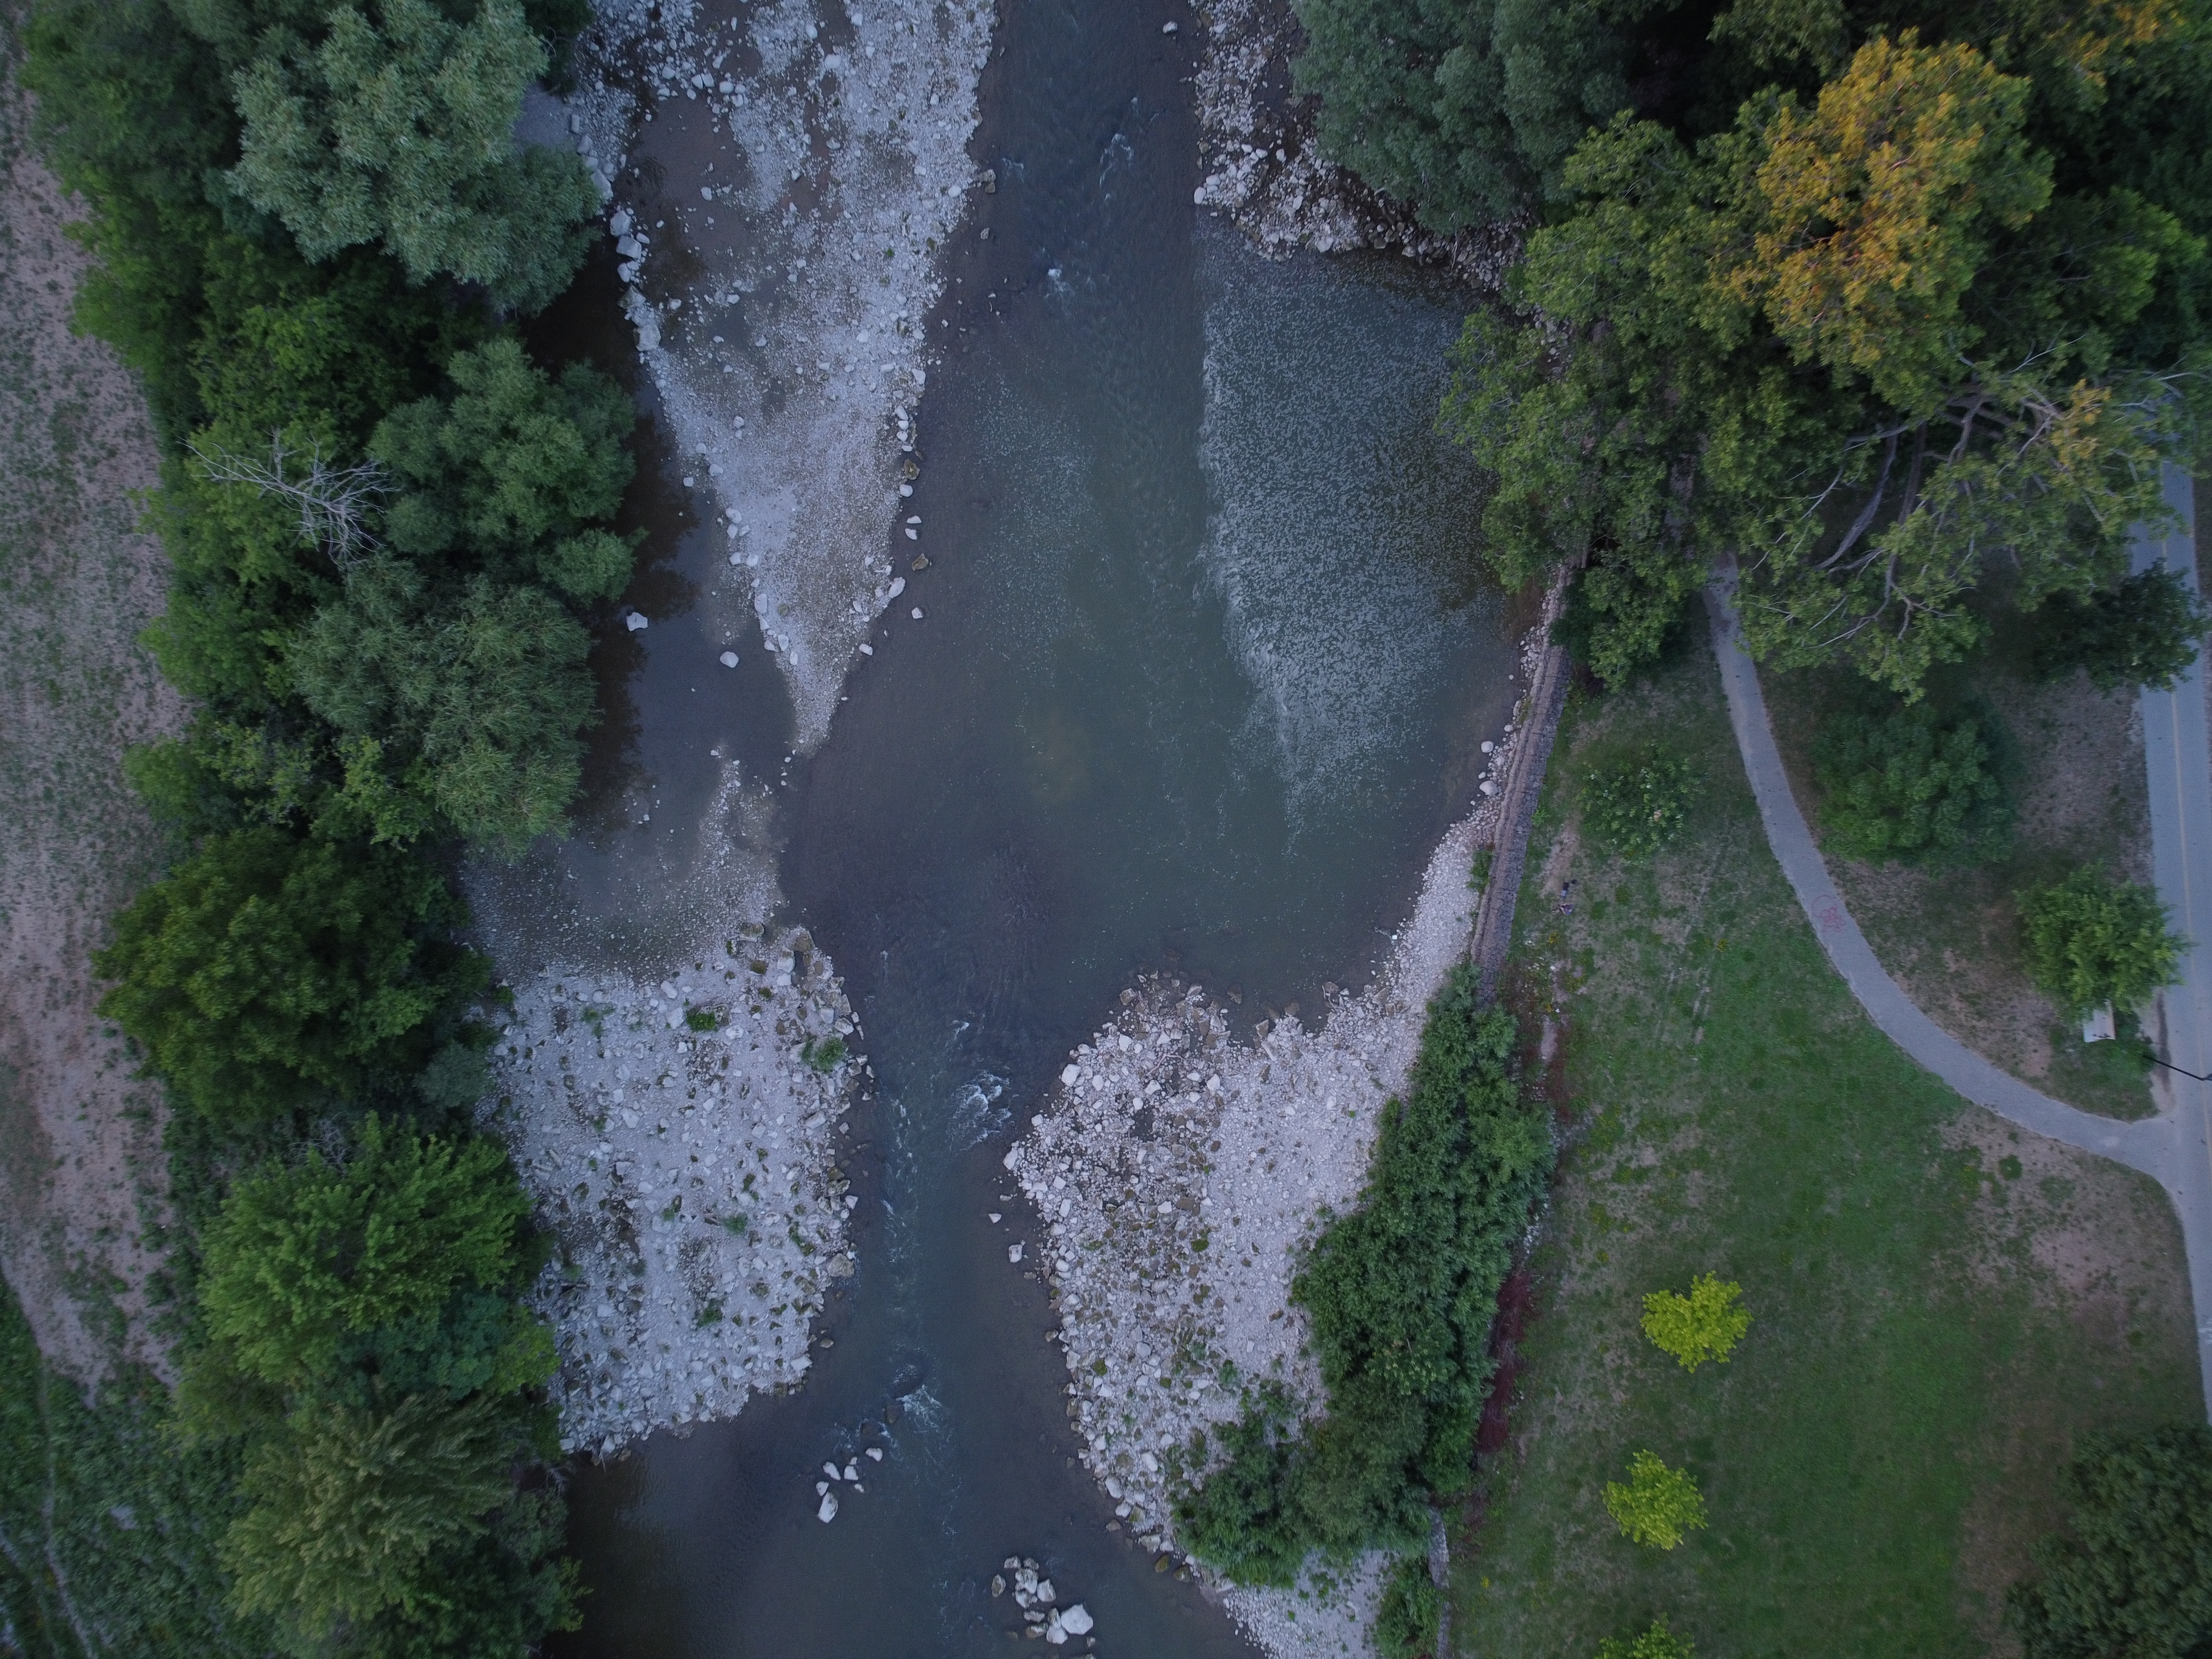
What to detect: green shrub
<box><xmin>2034</xmin><ymin>567</ymin><xmax>2211</xmax><ymax>693</ymax></box>
<box><xmin>1639</xmin><ymin>1274</ymin><xmax>1751</xmax><ymax>1371</ymax></box>
<box><xmin>1604</xmin><ymin>1451</ymin><xmax>1707</xmax><ymax>1549</ymax></box>
<box><xmin>1375</xmin><ymin>1554</ymin><xmax>1442</xmax><ymax>1657</ymax></box>
<box><xmin>2018</xmin><ymin>869</ymin><xmax>2185</xmax><ymax>1018</ymax></box>
<box><xmin>1177</xmin><ymin>967</ymin><xmax>1553</xmax><ymax>1580</ymax></box>
<box><xmin>804</xmin><ymin>1034</ymin><xmax>849</xmax><ymax>1073</ymax></box>
<box><xmin>685</xmin><ymin>1006</ymin><xmax>723</xmax><ymax>1032</ymax></box>
<box><xmin>1596</xmin><ymin>1617</ymin><xmax>1697</xmax><ymax>1659</ymax></box>
<box><xmin>1812</xmin><ymin>698</ymin><xmax>2011</xmax><ymax>864</ymax></box>
<box><xmin>1584</xmin><ymin>752</ymin><xmax>1695</xmax><ymax>858</ymax></box>
<box><xmin>93</xmin><ymin>828</ymin><xmax>486</xmax><ymax>1121</ymax></box>
<box><xmin>2008</xmin><ymin>1424</ymin><xmax>2212</xmax><ymax>1659</ymax></box>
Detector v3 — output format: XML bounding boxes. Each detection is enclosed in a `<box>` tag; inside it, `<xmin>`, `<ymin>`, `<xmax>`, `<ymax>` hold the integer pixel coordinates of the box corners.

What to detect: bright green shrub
<box><xmin>2008</xmin><ymin>1424</ymin><xmax>2212</xmax><ymax>1659</ymax></box>
<box><xmin>1585</xmin><ymin>752</ymin><xmax>1695</xmax><ymax>858</ymax></box>
<box><xmin>1177</xmin><ymin>967</ymin><xmax>1553</xmax><ymax>1580</ymax></box>
<box><xmin>2018</xmin><ymin>869</ymin><xmax>2185</xmax><ymax>1017</ymax></box>
<box><xmin>1812</xmin><ymin>699</ymin><xmax>2011</xmax><ymax>864</ymax></box>
<box><xmin>1640</xmin><ymin>1273</ymin><xmax>1751</xmax><ymax>1371</ymax></box>
<box><xmin>1604</xmin><ymin>1451</ymin><xmax>1707</xmax><ymax>1550</ymax></box>
<box><xmin>228</xmin><ymin>0</ymin><xmax>598</xmax><ymax>311</ymax></box>
<box><xmin>2034</xmin><ymin>566</ymin><xmax>2211</xmax><ymax>693</ymax></box>
<box><xmin>196</xmin><ymin>1115</ymin><xmax>536</xmax><ymax>1391</ymax></box>
<box><xmin>1375</xmin><ymin>1554</ymin><xmax>1442</xmax><ymax>1657</ymax></box>
<box><xmin>93</xmin><ymin>827</ymin><xmax>484</xmax><ymax>1121</ymax></box>
<box><xmin>1597</xmin><ymin>1616</ymin><xmax>1697</xmax><ymax>1659</ymax></box>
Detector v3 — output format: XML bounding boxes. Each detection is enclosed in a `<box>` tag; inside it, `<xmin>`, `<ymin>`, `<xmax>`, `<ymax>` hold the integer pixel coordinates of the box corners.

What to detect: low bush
<box><xmin>1584</xmin><ymin>752</ymin><xmax>1694</xmax><ymax>859</ymax></box>
<box><xmin>2033</xmin><ymin>567</ymin><xmax>2212</xmax><ymax>693</ymax></box>
<box><xmin>1812</xmin><ymin>697</ymin><xmax>2011</xmax><ymax>864</ymax></box>
<box><xmin>2008</xmin><ymin>1424</ymin><xmax>2212</xmax><ymax>1659</ymax></box>
<box><xmin>2019</xmin><ymin>869</ymin><xmax>2185</xmax><ymax>1018</ymax></box>
<box><xmin>1596</xmin><ymin>1618</ymin><xmax>1697</xmax><ymax>1659</ymax></box>
<box><xmin>1374</xmin><ymin>1554</ymin><xmax>1442</xmax><ymax>1657</ymax></box>
<box><xmin>1603</xmin><ymin>1451</ymin><xmax>1707</xmax><ymax>1550</ymax></box>
<box><xmin>1175</xmin><ymin>966</ymin><xmax>1553</xmax><ymax>1581</ymax></box>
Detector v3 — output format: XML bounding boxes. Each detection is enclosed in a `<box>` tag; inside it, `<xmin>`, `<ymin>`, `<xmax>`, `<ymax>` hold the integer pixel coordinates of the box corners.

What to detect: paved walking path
<box><xmin>1705</xmin><ymin>547</ymin><xmax>2212</xmax><ymax>1417</ymax></box>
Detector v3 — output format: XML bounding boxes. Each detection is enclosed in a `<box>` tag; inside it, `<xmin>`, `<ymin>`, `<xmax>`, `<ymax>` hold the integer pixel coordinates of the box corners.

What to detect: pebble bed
<box><xmin>1009</xmin><ymin>813</ymin><xmax>1488</xmax><ymax>1658</ymax></box>
<box><xmin>556</xmin><ymin>0</ymin><xmax>994</xmax><ymax>749</ymax></box>
<box><xmin>488</xmin><ymin>926</ymin><xmax>864</xmax><ymax>1455</ymax></box>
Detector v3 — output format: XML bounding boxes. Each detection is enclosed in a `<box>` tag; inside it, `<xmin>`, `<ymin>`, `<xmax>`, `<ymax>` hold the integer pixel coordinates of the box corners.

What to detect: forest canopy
<box><xmin>1292</xmin><ymin>0</ymin><xmax>2212</xmax><ymax>687</ymax></box>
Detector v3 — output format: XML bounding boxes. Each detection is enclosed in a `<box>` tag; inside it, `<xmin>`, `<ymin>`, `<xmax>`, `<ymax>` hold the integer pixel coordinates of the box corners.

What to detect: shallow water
<box><xmin>530</xmin><ymin>3</ymin><xmax>1520</xmax><ymax>1655</ymax></box>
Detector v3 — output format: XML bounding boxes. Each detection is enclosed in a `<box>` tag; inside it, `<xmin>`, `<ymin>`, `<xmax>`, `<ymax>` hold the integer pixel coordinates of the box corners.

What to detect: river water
<box><xmin>522</xmin><ymin>3</ymin><xmax>1521</xmax><ymax>1655</ymax></box>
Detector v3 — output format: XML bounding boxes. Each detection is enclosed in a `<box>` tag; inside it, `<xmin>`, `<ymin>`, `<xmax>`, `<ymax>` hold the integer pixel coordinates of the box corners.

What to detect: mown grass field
<box><xmin>1452</xmin><ymin>633</ymin><xmax>2199</xmax><ymax>1659</ymax></box>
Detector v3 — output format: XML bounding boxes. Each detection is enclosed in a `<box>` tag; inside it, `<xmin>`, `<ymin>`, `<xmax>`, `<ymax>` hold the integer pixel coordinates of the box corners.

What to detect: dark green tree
<box><xmin>93</xmin><ymin>827</ymin><xmax>483</xmax><ymax>1121</ymax></box>
<box><xmin>287</xmin><ymin>560</ymin><xmax>597</xmax><ymax>848</ymax></box>
<box><xmin>196</xmin><ymin>1115</ymin><xmax>541</xmax><ymax>1392</ymax></box>
<box><xmin>227</xmin><ymin>0</ymin><xmax>598</xmax><ymax>311</ymax></box>
<box><xmin>2034</xmin><ymin>565</ymin><xmax>2212</xmax><ymax>691</ymax></box>
<box><xmin>2009</xmin><ymin>1423</ymin><xmax>2212</xmax><ymax>1659</ymax></box>
<box><xmin>373</xmin><ymin>336</ymin><xmax>638</xmax><ymax>602</ymax></box>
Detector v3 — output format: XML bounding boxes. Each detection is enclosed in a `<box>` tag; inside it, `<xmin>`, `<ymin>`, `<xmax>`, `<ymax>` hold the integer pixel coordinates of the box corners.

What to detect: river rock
<box><xmin>627</xmin><ymin>612</ymin><xmax>650</xmax><ymax>632</ymax></box>
<box><xmin>1008</xmin><ymin>1242</ymin><xmax>1023</xmax><ymax>1263</ymax></box>
<box><xmin>1060</xmin><ymin>1604</ymin><xmax>1093</xmax><ymax>1635</ymax></box>
<box><xmin>817</xmin><ymin>1491</ymin><xmax>839</xmax><ymax>1523</ymax></box>
<box><xmin>719</xmin><ymin>651</ymin><xmax>740</xmax><ymax>667</ymax></box>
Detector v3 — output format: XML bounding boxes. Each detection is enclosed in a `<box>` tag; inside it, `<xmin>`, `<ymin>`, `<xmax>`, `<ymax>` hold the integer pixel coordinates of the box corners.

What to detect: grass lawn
<box><xmin>1452</xmin><ymin>633</ymin><xmax>2199</xmax><ymax>1659</ymax></box>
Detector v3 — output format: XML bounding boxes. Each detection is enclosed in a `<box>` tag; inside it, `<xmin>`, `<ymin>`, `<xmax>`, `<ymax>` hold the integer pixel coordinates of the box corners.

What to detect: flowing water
<box><xmin>521</xmin><ymin>3</ymin><xmax>1524</xmax><ymax>1653</ymax></box>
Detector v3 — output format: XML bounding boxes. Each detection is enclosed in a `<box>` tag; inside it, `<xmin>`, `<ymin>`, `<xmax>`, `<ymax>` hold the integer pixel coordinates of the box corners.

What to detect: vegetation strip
<box><xmin>6</xmin><ymin>0</ymin><xmax>630</xmax><ymax>1645</ymax></box>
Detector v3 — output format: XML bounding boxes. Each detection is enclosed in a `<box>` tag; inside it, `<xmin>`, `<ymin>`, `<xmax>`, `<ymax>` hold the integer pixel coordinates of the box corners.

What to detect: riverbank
<box><xmin>1006</xmin><ymin>599</ymin><xmax>1557</xmax><ymax>1656</ymax></box>
<box><xmin>492</xmin><ymin>925</ymin><xmax>864</xmax><ymax>1455</ymax></box>
<box><xmin>0</xmin><ymin>41</ymin><xmax>182</xmax><ymax>1382</ymax></box>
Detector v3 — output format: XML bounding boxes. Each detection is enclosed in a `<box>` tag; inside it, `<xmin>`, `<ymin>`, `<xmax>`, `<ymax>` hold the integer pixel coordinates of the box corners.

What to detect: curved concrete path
<box><xmin>1705</xmin><ymin>553</ymin><xmax>2212</xmax><ymax>1418</ymax></box>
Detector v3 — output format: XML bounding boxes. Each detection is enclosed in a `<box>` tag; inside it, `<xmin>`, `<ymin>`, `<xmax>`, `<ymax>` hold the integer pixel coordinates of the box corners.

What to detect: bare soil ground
<box><xmin>0</xmin><ymin>39</ymin><xmax>183</xmax><ymax>1380</ymax></box>
<box><xmin>1765</xmin><ymin>646</ymin><xmax>2157</xmax><ymax>1120</ymax></box>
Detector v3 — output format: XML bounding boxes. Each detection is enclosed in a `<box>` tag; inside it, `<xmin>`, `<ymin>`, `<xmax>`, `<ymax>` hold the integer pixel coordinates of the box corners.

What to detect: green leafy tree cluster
<box><xmin>1812</xmin><ymin>696</ymin><xmax>2012</xmax><ymax>863</ymax></box>
<box><xmin>1176</xmin><ymin>967</ymin><xmax>1554</xmax><ymax>1580</ymax></box>
<box><xmin>2018</xmin><ymin>868</ymin><xmax>2185</xmax><ymax>1016</ymax></box>
<box><xmin>1640</xmin><ymin>1273</ymin><xmax>1752</xmax><ymax>1370</ymax></box>
<box><xmin>1596</xmin><ymin>1617</ymin><xmax>1698</xmax><ymax>1659</ymax></box>
<box><xmin>2034</xmin><ymin>565</ymin><xmax>2212</xmax><ymax>692</ymax></box>
<box><xmin>2008</xmin><ymin>1423</ymin><xmax>2212</xmax><ymax>1658</ymax></box>
<box><xmin>1584</xmin><ymin>752</ymin><xmax>1696</xmax><ymax>858</ymax></box>
<box><xmin>1604</xmin><ymin>1450</ymin><xmax>1709</xmax><ymax>1549</ymax></box>
<box><xmin>1374</xmin><ymin>1554</ymin><xmax>1443</xmax><ymax>1657</ymax></box>
<box><xmin>1438</xmin><ymin>12</ymin><xmax>2209</xmax><ymax>694</ymax></box>
<box><xmin>184</xmin><ymin>1117</ymin><xmax>568</xmax><ymax>1657</ymax></box>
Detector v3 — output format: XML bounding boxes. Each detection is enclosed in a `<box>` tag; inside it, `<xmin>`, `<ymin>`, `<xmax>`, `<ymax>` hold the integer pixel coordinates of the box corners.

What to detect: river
<box><xmin>494</xmin><ymin>2</ymin><xmax>1524</xmax><ymax>1654</ymax></box>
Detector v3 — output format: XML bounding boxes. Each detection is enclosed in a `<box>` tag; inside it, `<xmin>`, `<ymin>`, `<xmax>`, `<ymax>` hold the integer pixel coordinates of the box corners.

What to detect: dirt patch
<box><xmin>1766</xmin><ymin>656</ymin><xmax>2157</xmax><ymax>1119</ymax></box>
<box><xmin>0</xmin><ymin>59</ymin><xmax>184</xmax><ymax>1380</ymax></box>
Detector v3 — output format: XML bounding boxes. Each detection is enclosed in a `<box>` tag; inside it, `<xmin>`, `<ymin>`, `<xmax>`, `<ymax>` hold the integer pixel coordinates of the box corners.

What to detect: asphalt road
<box><xmin>1705</xmin><ymin>541</ymin><xmax>2212</xmax><ymax>1419</ymax></box>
